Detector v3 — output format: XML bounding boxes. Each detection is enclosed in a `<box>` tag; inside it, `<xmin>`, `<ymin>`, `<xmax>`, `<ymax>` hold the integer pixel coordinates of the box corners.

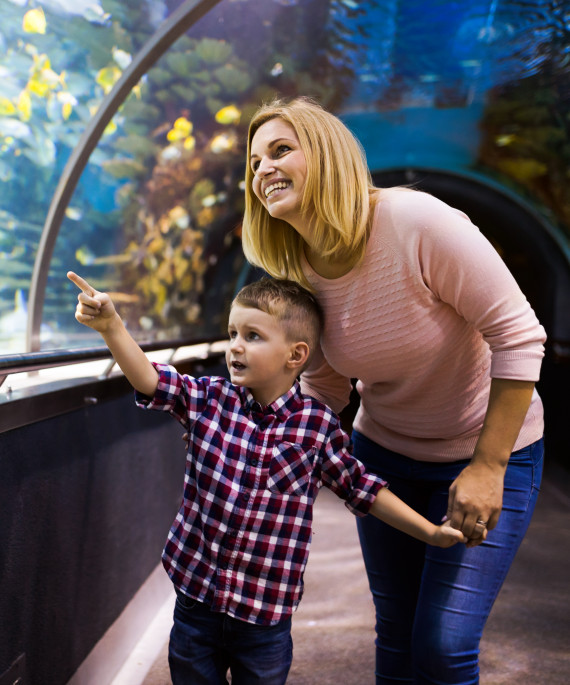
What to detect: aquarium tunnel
<box><xmin>1</xmin><ymin>1</ymin><xmax>569</xmax><ymax>683</ymax></box>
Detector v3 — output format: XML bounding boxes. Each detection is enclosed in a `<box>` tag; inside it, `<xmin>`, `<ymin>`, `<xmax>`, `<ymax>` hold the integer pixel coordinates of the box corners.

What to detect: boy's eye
<box><xmin>247</xmin><ymin>331</ymin><xmax>260</xmax><ymax>341</ymax></box>
<box><xmin>228</xmin><ymin>330</ymin><xmax>237</xmax><ymax>339</ymax></box>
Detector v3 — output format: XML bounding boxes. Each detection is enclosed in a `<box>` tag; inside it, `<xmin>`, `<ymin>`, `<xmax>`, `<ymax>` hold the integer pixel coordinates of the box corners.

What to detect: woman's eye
<box><xmin>276</xmin><ymin>144</ymin><xmax>290</xmax><ymax>155</ymax></box>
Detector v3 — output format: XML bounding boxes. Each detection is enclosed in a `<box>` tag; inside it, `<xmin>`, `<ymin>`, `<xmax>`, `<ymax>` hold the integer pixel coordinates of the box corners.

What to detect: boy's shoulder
<box><xmin>292</xmin><ymin>391</ymin><xmax>341</xmax><ymax>427</ymax></box>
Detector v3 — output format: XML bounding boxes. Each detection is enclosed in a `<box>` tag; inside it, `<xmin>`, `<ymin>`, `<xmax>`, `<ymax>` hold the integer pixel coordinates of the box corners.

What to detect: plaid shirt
<box><xmin>136</xmin><ymin>363</ymin><xmax>385</xmax><ymax>625</ymax></box>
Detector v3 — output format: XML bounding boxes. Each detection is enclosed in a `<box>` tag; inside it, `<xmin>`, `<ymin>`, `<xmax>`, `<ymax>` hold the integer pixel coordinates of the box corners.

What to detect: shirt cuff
<box><xmin>344</xmin><ymin>475</ymin><xmax>387</xmax><ymax>517</ymax></box>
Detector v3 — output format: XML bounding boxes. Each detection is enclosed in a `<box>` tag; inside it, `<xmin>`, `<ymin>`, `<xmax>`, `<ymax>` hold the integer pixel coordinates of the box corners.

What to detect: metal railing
<box><xmin>0</xmin><ymin>335</ymin><xmax>224</xmax><ymax>385</ymax></box>
<box><xmin>0</xmin><ymin>337</ymin><xmax>227</xmax><ymax>435</ymax></box>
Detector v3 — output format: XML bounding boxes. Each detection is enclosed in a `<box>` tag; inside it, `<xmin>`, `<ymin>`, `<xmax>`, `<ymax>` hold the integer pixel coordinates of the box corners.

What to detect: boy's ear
<box><xmin>287</xmin><ymin>342</ymin><xmax>310</xmax><ymax>370</ymax></box>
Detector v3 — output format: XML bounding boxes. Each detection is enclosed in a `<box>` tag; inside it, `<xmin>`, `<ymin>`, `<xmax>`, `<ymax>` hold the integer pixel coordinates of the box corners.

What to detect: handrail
<box><xmin>26</xmin><ymin>0</ymin><xmax>223</xmax><ymax>353</ymax></box>
<box><xmin>0</xmin><ymin>336</ymin><xmax>226</xmax><ymax>391</ymax></box>
<box><xmin>0</xmin><ymin>338</ymin><xmax>228</xmax><ymax>434</ymax></box>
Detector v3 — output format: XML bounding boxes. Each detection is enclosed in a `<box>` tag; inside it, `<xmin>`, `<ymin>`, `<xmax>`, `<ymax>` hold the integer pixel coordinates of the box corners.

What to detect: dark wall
<box><xmin>0</xmin><ymin>382</ymin><xmax>187</xmax><ymax>685</ymax></box>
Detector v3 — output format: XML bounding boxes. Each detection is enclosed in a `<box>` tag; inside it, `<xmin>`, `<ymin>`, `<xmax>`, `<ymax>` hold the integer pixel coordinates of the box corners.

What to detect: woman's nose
<box><xmin>256</xmin><ymin>156</ymin><xmax>275</xmax><ymax>177</ymax></box>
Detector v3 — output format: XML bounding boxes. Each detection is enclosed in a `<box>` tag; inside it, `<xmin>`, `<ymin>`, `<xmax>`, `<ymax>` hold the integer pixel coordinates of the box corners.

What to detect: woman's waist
<box><xmin>353</xmin><ymin>390</ymin><xmax>544</xmax><ymax>462</ymax></box>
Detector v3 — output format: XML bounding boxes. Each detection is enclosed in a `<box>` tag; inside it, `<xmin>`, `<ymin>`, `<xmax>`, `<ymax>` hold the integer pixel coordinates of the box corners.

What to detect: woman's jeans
<box><xmin>353</xmin><ymin>431</ymin><xmax>544</xmax><ymax>685</ymax></box>
<box><xmin>168</xmin><ymin>590</ymin><xmax>293</xmax><ymax>685</ymax></box>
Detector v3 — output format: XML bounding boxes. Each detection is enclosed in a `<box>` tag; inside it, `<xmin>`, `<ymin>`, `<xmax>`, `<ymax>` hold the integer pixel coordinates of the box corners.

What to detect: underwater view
<box><xmin>0</xmin><ymin>0</ymin><xmax>568</xmax><ymax>354</ymax></box>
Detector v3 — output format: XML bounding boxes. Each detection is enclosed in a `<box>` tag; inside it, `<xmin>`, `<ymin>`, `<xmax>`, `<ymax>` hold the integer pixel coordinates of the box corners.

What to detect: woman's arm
<box><xmin>406</xmin><ymin>193</ymin><xmax>545</xmax><ymax>544</ymax></box>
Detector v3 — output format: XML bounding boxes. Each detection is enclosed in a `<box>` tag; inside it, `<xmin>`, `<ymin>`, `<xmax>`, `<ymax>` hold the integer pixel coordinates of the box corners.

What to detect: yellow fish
<box><xmin>96</xmin><ymin>66</ymin><xmax>121</xmax><ymax>94</ymax></box>
<box><xmin>0</xmin><ymin>98</ymin><xmax>16</xmax><ymax>116</ymax></box>
<box><xmin>17</xmin><ymin>91</ymin><xmax>32</xmax><ymax>121</ymax></box>
<box><xmin>167</xmin><ymin>117</ymin><xmax>193</xmax><ymax>142</ymax></box>
<box><xmin>23</xmin><ymin>8</ymin><xmax>46</xmax><ymax>34</ymax></box>
<box><xmin>210</xmin><ymin>132</ymin><xmax>236</xmax><ymax>153</ymax></box>
<box><xmin>215</xmin><ymin>104</ymin><xmax>241</xmax><ymax>125</ymax></box>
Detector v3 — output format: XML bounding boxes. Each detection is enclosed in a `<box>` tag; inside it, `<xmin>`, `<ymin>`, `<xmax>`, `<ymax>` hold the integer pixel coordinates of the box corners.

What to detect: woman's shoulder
<box><xmin>376</xmin><ymin>186</ymin><xmax>448</xmax><ymax>210</ymax></box>
<box><xmin>374</xmin><ymin>186</ymin><xmax>471</xmax><ymax>231</ymax></box>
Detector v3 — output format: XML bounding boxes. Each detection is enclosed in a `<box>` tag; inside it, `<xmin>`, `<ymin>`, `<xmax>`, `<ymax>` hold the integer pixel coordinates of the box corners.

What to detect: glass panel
<box><xmin>0</xmin><ymin>0</ymin><xmax>184</xmax><ymax>353</ymax></box>
<box><xmin>1</xmin><ymin>0</ymin><xmax>568</xmax><ymax>355</ymax></box>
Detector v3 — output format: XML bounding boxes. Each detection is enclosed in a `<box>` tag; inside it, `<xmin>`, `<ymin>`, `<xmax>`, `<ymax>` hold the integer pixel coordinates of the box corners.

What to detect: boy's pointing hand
<box><xmin>67</xmin><ymin>271</ymin><xmax>118</xmax><ymax>332</ymax></box>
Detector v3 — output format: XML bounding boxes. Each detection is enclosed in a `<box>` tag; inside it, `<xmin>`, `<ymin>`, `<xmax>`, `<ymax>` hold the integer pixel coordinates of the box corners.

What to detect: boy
<box><xmin>67</xmin><ymin>272</ymin><xmax>466</xmax><ymax>685</ymax></box>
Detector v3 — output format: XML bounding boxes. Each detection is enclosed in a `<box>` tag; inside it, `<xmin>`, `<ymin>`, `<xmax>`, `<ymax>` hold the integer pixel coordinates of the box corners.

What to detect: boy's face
<box><xmin>226</xmin><ymin>304</ymin><xmax>299</xmax><ymax>407</ymax></box>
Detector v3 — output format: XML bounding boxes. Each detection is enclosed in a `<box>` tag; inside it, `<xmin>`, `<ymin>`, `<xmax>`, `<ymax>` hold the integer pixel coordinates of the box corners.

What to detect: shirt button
<box><xmin>250</xmin><ymin>458</ymin><xmax>258</xmax><ymax>467</ymax></box>
<box><xmin>242</xmin><ymin>491</ymin><xmax>250</xmax><ymax>501</ymax></box>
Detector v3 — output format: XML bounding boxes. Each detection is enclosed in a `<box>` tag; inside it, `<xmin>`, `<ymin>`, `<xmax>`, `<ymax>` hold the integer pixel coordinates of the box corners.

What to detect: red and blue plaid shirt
<box><xmin>136</xmin><ymin>363</ymin><xmax>385</xmax><ymax>625</ymax></box>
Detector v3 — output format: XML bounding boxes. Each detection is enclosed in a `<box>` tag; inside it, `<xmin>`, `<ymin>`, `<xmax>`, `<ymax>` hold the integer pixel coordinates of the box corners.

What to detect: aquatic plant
<box><xmin>478</xmin><ymin>18</ymin><xmax>570</xmax><ymax>239</ymax></box>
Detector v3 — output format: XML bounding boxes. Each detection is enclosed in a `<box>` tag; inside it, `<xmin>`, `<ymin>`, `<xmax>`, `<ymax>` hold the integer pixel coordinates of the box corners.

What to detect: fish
<box><xmin>215</xmin><ymin>105</ymin><xmax>241</xmax><ymax>125</ymax></box>
<box><xmin>22</xmin><ymin>8</ymin><xmax>46</xmax><ymax>34</ymax></box>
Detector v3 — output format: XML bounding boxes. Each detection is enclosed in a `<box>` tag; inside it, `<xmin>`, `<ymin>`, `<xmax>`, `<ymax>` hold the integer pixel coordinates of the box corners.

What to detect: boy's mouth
<box><xmin>231</xmin><ymin>361</ymin><xmax>246</xmax><ymax>370</ymax></box>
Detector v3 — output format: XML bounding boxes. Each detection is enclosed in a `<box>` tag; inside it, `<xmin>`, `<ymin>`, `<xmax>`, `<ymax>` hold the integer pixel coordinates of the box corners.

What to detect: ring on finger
<box><xmin>475</xmin><ymin>519</ymin><xmax>487</xmax><ymax>527</ymax></box>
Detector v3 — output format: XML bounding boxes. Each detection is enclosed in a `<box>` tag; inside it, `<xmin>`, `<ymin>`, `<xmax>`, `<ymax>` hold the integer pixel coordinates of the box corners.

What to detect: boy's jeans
<box><xmin>168</xmin><ymin>590</ymin><xmax>293</xmax><ymax>685</ymax></box>
<box><xmin>353</xmin><ymin>431</ymin><xmax>544</xmax><ymax>685</ymax></box>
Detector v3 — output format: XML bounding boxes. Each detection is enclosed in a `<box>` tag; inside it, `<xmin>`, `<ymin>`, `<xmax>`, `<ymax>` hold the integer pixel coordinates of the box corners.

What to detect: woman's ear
<box><xmin>287</xmin><ymin>342</ymin><xmax>310</xmax><ymax>371</ymax></box>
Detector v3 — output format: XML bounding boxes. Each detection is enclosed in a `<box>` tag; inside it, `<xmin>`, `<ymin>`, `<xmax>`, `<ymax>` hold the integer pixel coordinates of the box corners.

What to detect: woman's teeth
<box><xmin>265</xmin><ymin>181</ymin><xmax>290</xmax><ymax>198</ymax></box>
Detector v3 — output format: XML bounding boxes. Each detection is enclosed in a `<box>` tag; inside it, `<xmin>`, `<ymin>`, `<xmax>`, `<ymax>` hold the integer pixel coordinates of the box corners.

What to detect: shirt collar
<box><xmin>239</xmin><ymin>380</ymin><xmax>303</xmax><ymax>420</ymax></box>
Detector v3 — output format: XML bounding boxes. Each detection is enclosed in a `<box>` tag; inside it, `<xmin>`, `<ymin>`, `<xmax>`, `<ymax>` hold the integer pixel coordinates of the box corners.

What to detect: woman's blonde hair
<box><xmin>242</xmin><ymin>96</ymin><xmax>376</xmax><ymax>290</ymax></box>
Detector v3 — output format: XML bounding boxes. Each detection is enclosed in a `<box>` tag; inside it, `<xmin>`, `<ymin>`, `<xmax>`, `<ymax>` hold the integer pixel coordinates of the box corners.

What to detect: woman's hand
<box><xmin>446</xmin><ymin>460</ymin><xmax>505</xmax><ymax>547</ymax></box>
<box><xmin>447</xmin><ymin>378</ymin><xmax>536</xmax><ymax>547</ymax></box>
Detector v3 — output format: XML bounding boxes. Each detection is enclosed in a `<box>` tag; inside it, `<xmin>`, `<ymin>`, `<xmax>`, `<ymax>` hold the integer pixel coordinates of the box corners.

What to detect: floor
<box><xmin>115</xmin><ymin>467</ymin><xmax>570</xmax><ymax>685</ymax></box>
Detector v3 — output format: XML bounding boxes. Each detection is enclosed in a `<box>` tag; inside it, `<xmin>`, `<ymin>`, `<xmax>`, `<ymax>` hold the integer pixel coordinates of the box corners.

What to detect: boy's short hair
<box><xmin>233</xmin><ymin>278</ymin><xmax>324</xmax><ymax>368</ymax></box>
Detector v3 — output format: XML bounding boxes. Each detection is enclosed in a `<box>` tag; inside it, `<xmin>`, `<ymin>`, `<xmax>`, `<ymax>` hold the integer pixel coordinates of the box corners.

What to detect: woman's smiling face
<box><xmin>250</xmin><ymin>118</ymin><xmax>308</xmax><ymax>230</ymax></box>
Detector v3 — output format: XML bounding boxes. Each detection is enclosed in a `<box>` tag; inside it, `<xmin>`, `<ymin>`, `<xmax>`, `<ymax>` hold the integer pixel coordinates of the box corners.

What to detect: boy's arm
<box><xmin>368</xmin><ymin>487</ymin><xmax>470</xmax><ymax>548</ymax></box>
<box><xmin>67</xmin><ymin>271</ymin><xmax>159</xmax><ymax>397</ymax></box>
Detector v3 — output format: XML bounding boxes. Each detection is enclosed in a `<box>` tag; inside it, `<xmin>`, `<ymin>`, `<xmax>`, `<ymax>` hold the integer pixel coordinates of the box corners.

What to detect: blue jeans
<box><xmin>168</xmin><ymin>591</ymin><xmax>293</xmax><ymax>685</ymax></box>
<box><xmin>353</xmin><ymin>431</ymin><xmax>544</xmax><ymax>685</ymax></box>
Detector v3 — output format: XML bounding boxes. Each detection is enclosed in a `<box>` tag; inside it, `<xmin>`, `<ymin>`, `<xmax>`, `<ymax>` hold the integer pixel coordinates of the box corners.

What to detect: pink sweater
<box><xmin>300</xmin><ymin>189</ymin><xmax>546</xmax><ymax>462</ymax></box>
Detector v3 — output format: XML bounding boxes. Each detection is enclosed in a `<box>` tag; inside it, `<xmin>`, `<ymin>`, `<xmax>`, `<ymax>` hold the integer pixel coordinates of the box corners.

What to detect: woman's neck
<box><xmin>304</xmin><ymin>245</ymin><xmax>360</xmax><ymax>280</ymax></box>
<box><xmin>298</xmin><ymin>191</ymin><xmax>379</xmax><ymax>279</ymax></box>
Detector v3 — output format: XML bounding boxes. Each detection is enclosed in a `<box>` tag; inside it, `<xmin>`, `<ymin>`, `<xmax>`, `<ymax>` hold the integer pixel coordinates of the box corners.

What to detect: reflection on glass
<box><xmin>0</xmin><ymin>0</ymin><xmax>568</xmax><ymax>355</ymax></box>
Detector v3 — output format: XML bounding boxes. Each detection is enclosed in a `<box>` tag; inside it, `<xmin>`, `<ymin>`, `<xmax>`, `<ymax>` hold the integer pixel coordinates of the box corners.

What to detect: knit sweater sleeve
<box><xmin>404</xmin><ymin>192</ymin><xmax>546</xmax><ymax>380</ymax></box>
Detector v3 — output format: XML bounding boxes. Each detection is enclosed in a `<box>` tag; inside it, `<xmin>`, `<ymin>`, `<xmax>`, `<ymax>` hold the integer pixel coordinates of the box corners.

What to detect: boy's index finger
<box><xmin>67</xmin><ymin>271</ymin><xmax>96</xmax><ymax>297</ymax></box>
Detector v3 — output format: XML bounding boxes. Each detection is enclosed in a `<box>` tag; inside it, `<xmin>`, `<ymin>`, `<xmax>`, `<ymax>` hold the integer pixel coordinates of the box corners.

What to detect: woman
<box><xmin>241</xmin><ymin>96</ymin><xmax>546</xmax><ymax>684</ymax></box>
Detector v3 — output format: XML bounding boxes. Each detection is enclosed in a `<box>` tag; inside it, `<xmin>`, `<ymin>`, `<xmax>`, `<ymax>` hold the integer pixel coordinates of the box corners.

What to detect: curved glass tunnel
<box><xmin>0</xmin><ymin>1</ymin><xmax>569</xmax><ymax>684</ymax></box>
